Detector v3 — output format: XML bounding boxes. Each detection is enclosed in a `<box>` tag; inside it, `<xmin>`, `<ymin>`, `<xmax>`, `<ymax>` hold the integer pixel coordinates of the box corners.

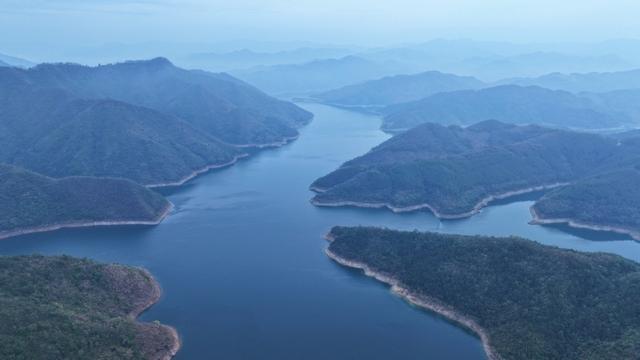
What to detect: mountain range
<box><xmin>311</xmin><ymin>121</ymin><xmax>640</xmax><ymax>238</ymax></box>
<box><xmin>380</xmin><ymin>85</ymin><xmax>636</xmax><ymax>131</ymax></box>
<box><xmin>0</xmin><ymin>58</ymin><xmax>312</xmax><ymax>185</ymax></box>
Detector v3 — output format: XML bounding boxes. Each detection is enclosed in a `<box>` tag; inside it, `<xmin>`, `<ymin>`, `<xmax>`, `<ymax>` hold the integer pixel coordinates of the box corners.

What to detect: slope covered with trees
<box><xmin>0</xmin><ymin>165</ymin><xmax>170</xmax><ymax>239</ymax></box>
<box><xmin>327</xmin><ymin>226</ymin><xmax>640</xmax><ymax>360</ymax></box>
<box><xmin>0</xmin><ymin>255</ymin><xmax>178</xmax><ymax>360</ymax></box>
<box><xmin>311</xmin><ymin>121</ymin><xmax>619</xmax><ymax>217</ymax></box>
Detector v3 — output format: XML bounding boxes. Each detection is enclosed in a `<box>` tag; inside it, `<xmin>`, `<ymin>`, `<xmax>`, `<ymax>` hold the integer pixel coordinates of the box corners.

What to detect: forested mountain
<box><xmin>0</xmin><ymin>58</ymin><xmax>313</xmax><ymax>184</ymax></box>
<box><xmin>381</xmin><ymin>85</ymin><xmax>632</xmax><ymax>131</ymax></box>
<box><xmin>0</xmin><ymin>255</ymin><xmax>178</xmax><ymax>359</ymax></box>
<box><xmin>0</xmin><ymin>164</ymin><xmax>170</xmax><ymax>239</ymax></box>
<box><xmin>532</xmin><ymin>167</ymin><xmax>640</xmax><ymax>240</ymax></box>
<box><xmin>312</xmin><ymin>121</ymin><xmax>640</xmax><ymax>236</ymax></box>
<box><xmin>13</xmin><ymin>58</ymin><xmax>312</xmax><ymax>146</ymax></box>
<box><xmin>311</xmin><ymin>121</ymin><xmax>622</xmax><ymax>217</ymax></box>
<box><xmin>311</xmin><ymin>71</ymin><xmax>485</xmax><ymax>107</ymax></box>
<box><xmin>327</xmin><ymin>226</ymin><xmax>640</xmax><ymax>360</ymax></box>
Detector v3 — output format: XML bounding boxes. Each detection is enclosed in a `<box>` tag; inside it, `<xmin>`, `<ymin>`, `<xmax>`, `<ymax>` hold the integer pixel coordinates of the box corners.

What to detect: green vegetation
<box><xmin>311</xmin><ymin>121</ymin><xmax>621</xmax><ymax>217</ymax></box>
<box><xmin>312</xmin><ymin>71</ymin><xmax>484</xmax><ymax>107</ymax></box>
<box><xmin>0</xmin><ymin>164</ymin><xmax>170</xmax><ymax>238</ymax></box>
<box><xmin>0</xmin><ymin>255</ymin><xmax>177</xmax><ymax>360</ymax></box>
<box><xmin>0</xmin><ymin>58</ymin><xmax>312</xmax><ymax>184</ymax></box>
<box><xmin>327</xmin><ymin>226</ymin><xmax>640</xmax><ymax>360</ymax></box>
<box><xmin>381</xmin><ymin>85</ymin><xmax>631</xmax><ymax>131</ymax></box>
<box><xmin>533</xmin><ymin>167</ymin><xmax>640</xmax><ymax>238</ymax></box>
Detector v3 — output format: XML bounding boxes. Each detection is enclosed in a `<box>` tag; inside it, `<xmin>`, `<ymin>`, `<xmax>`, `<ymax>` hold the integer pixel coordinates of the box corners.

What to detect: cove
<box><xmin>0</xmin><ymin>103</ymin><xmax>637</xmax><ymax>359</ymax></box>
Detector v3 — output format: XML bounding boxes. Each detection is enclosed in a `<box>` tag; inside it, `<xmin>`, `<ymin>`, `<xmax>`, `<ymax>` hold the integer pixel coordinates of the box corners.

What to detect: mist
<box><xmin>2</xmin><ymin>0</ymin><xmax>640</xmax><ymax>63</ymax></box>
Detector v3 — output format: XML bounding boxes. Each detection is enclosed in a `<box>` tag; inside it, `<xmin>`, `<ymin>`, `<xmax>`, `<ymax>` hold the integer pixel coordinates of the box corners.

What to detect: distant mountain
<box><xmin>359</xmin><ymin>40</ymin><xmax>637</xmax><ymax>80</ymax></box>
<box><xmin>381</xmin><ymin>85</ymin><xmax>631</xmax><ymax>131</ymax></box>
<box><xmin>504</xmin><ymin>69</ymin><xmax>640</xmax><ymax>93</ymax></box>
<box><xmin>21</xmin><ymin>58</ymin><xmax>312</xmax><ymax>146</ymax></box>
<box><xmin>185</xmin><ymin>47</ymin><xmax>354</xmax><ymax>72</ymax></box>
<box><xmin>327</xmin><ymin>226</ymin><xmax>640</xmax><ymax>360</ymax></box>
<box><xmin>311</xmin><ymin>71</ymin><xmax>485</xmax><ymax>107</ymax></box>
<box><xmin>233</xmin><ymin>56</ymin><xmax>413</xmax><ymax>95</ymax></box>
<box><xmin>457</xmin><ymin>52</ymin><xmax>632</xmax><ymax>80</ymax></box>
<box><xmin>0</xmin><ymin>52</ymin><xmax>34</xmax><ymax>68</ymax></box>
<box><xmin>0</xmin><ymin>164</ymin><xmax>170</xmax><ymax>239</ymax></box>
<box><xmin>311</xmin><ymin>121</ymin><xmax>622</xmax><ymax>218</ymax></box>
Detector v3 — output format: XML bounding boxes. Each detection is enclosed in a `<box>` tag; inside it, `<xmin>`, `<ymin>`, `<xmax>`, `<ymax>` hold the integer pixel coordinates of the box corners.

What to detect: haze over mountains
<box><xmin>0</xmin><ymin>58</ymin><xmax>312</xmax><ymax>185</ymax></box>
<box><xmin>381</xmin><ymin>85</ymin><xmax>638</xmax><ymax>131</ymax></box>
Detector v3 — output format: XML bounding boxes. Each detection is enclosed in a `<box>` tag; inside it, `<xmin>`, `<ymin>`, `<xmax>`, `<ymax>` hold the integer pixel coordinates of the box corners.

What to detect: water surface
<box><xmin>1</xmin><ymin>104</ymin><xmax>637</xmax><ymax>359</ymax></box>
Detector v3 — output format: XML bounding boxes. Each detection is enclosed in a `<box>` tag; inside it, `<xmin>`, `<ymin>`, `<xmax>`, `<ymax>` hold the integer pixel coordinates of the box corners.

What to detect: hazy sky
<box><xmin>2</xmin><ymin>0</ymin><xmax>639</xmax><ymax>59</ymax></box>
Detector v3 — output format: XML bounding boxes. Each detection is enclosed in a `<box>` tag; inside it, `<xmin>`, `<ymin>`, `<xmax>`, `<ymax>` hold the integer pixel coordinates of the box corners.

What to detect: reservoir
<box><xmin>0</xmin><ymin>104</ymin><xmax>636</xmax><ymax>359</ymax></box>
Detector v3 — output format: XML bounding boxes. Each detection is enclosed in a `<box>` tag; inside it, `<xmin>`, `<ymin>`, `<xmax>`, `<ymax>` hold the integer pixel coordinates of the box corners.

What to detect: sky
<box><xmin>1</xmin><ymin>0</ymin><xmax>640</xmax><ymax>61</ymax></box>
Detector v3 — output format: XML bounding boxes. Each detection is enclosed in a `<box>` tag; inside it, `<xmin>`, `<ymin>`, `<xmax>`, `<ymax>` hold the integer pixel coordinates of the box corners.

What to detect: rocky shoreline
<box><xmin>529</xmin><ymin>206</ymin><xmax>640</xmax><ymax>241</ymax></box>
<box><xmin>0</xmin><ymin>203</ymin><xmax>174</xmax><ymax>241</ymax></box>
<box><xmin>133</xmin><ymin>269</ymin><xmax>181</xmax><ymax>360</ymax></box>
<box><xmin>324</xmin><ymin>234</ymin><xmax>501</xmax><ymax>360</ymax></box>
<box><xmin>312</xmin><ymin>182</ymin><xmax>569</xmax><ymax>219</ymax></box>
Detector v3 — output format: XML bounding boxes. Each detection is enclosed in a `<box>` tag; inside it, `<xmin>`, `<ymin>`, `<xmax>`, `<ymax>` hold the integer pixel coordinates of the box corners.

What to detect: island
<box><xmin>0</xmin><ymin>164</ymin><xmax>171</xmax><ymax>240</ymax></box>
<box><xmin>0</xmin><ymin>254</ymin><xmax>179</xmax><ymax>359</ymax></box>
<box><xmin>326</xmin><ymin>226</ymin><xmax>640</xmax><ymax>360</ymax></box>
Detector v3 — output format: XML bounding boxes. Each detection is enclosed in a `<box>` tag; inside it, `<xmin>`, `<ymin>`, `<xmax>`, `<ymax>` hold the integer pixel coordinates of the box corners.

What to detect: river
<box><xmin>1</xmin><ymin>103</ymin><xmax>637</xmax><ymax>359</ymax></box>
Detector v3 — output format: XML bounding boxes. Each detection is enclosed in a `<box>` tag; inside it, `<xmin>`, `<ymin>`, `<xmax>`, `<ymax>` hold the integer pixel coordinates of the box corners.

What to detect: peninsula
<box><xmin>326</xmin><ymin>226</ymin><xmax>640</xmax><ymax>360</ymax></box>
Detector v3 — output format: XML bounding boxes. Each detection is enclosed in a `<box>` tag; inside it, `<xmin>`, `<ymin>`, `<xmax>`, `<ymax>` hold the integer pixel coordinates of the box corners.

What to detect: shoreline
<box><xmin>146</xmin><ymin>134</ymin><xmax>301</xmax><ymax>188</ymax></box>
<box><xmin>324</xmin><ymin>235</ymin><xmax>500</xmax><ymax>360</ymax></box>
<box><xmin>146</xmin><ymin>154</ymin><xmax>250</xmax><ymax>188</ymax></box>
<box><xmin>0</xmin><ymin>202</ymin><xmax>174</xmax><ymax>241</ymax></box>
<box><xmin>134</xmin><ymin>269</ymin><xmax>181</xmax><ymax>360</ymax></box>
<box><xmin>529</xmin><ymin>206</ymin><xmax>640</xmax><ymax>241</ymax></box>
<box><xmin>311</xmin><ymin>183</ymin><xmax>569</xmax><ymax>219</ymax></box>
<box><xmin>235</xmin><ymin>135</ymin><xmax>300</xmax><ymax>149</ymax></box>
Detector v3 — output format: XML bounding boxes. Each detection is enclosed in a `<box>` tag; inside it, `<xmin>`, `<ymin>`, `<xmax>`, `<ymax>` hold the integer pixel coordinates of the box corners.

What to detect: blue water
<box><xmin>0</xmin><ymin>104</ymin><xmax>637</xmax><ymax>359</ymax></box>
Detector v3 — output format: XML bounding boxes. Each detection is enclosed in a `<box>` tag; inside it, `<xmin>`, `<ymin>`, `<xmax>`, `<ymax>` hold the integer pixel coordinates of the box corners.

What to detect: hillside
<box><xmin>381</xmin><ymin>85</ymin><xmax>630</xmax><ymax>131</ymax></box>
<box><xmin>0</xmin><ymin>255</ymin><xmax>179</xmax><ymax>359</ymax></box>
<box><xmin>0</xmin><ymin>164</ymin><xmax>171</xmax><ymax>239</ymax></box>
<box><xmin>311</xmin><ymin>71</ymin><xmax>485</xmax><ymax>107</ymax></box>
<box><xmin>0</xmin><ymin>74</ymin><xmax>243</xmax><ymax>185</ymax></box>
<box><xmin>532</xmin><ymin>166</ymin><xmax>640</xmax><ymax>240</ymax></box>
<box><xmin>18</xmin><ymin>58</ymin><xmax>312</xmax><ymax>146</ymax></box>
<box><xmin>326</xmin><ymin>226</ymin><xmax>640</xmax><ymax>360</ymax></box>
<box><xmin>311</xmin><ymin>121</ymin><xmax>621</xmax><ymax>217</ymax></box>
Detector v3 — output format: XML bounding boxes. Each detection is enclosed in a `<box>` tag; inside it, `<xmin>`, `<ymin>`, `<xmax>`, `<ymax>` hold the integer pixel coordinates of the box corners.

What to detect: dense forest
<box><xmin>312</xmin><ymin>121</ymin><xmax>640</xmax><ymax>235</ymax></box>
<box><xmin>327</xmin><ymin>226</ymin><xmax>640</xmax><ymax>360</ymax></box>
<box><xmin>0</xmin><ymin>255</ymin><xmax>177</xmax><ymax>360</ymax></box>
<box><xmin>0</xmin><ymin>59</ymin><xmax>312</xmax><ymax>185</ymax></box>
<box><xmin>533</xmin><ymin>167</ymin><xmax>640</xmax><ymax>239</ymax></box>
<box><xmin>0</xmin><ymin>164</ymin><xmax>170</xmax><ymax>238</ymax></box>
